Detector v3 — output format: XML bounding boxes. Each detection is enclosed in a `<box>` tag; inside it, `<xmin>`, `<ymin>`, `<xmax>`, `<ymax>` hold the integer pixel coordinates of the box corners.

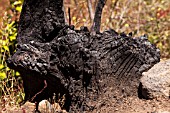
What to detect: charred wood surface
<box><xmin>7</xmin><ymin>0</ymin><xmax>160</xmax><ymax>112</ymax></box>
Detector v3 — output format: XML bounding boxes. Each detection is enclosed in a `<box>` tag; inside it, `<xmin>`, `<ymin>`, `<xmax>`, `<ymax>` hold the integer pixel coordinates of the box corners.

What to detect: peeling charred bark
<box><xmin>7</xmin><ymin>0</ymin><xmax>160</xmax><ymax>112</ymax></box>
<box><xmin>17</xmin><ymin>0</ymin><xmax>65</xmax><ymax>44</ymax></box>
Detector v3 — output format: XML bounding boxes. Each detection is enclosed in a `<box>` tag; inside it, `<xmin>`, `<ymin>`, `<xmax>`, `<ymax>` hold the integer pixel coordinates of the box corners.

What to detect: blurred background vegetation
<box><xmin>0</xmin><ymin>0</ymin><xmax>170</xmax><ymax>107</ymax></box>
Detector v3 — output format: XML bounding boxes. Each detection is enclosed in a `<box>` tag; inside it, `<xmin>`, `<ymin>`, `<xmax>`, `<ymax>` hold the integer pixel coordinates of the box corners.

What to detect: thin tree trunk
<box><xmin>91</xmin><ymin>0</ymin><xmax>107</xmax><ymax>33</ymax></box>
<box><xmin>86</xmin><ymin>0</ymin><xmax>94</xmax><ymax>21</ymax></box>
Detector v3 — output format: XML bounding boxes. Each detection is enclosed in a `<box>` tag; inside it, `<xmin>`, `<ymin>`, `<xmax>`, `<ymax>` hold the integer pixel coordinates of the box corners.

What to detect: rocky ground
<box><xmin>0</xmin><ymin>97</ymin><xmax>170</xmax><ymax>113</ymax></box>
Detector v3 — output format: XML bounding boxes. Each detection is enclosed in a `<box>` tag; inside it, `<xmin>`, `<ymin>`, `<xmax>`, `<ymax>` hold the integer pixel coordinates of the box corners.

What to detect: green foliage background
<box><xmin>0</xmin><ymin>0</ymin><xmax>169</xmax><ymax>106</ymax></box>
<box><xmin>0</xmin><ymin>0</ymin><xmax>24</xmax><ymax>105</ymax></box>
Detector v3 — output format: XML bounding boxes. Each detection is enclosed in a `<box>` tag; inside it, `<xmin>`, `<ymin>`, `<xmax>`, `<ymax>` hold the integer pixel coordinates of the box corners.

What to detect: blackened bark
<box><xmin>91</xmin><ymin>0</ymin><xmax>107</xmax><ymax>33</ymax></box>
<box><xmin>17</xmin><ymin>0</ymin><xmax>65</xmax><ymax>43</ymax></box>
<box><xmin>7</xmin><ymin>0</ymin><xmax>160</xmax><ymax>112</ymax></box>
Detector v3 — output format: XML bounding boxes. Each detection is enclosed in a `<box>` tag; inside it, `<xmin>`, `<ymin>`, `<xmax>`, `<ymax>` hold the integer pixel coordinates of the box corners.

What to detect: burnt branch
<box><xmin>31</xmin><ymin>80</ymin><xmax>47</xmax><ymax>102</ymax></box>
<box><xmin>91</xmin><ymin>0</ymin><xmax>107</xmax><ymax>33</ymax></box>
<box><xmin>68</xmin><ymin>7</ymin><xmax>71</xmax><ymax>25</ymax></box>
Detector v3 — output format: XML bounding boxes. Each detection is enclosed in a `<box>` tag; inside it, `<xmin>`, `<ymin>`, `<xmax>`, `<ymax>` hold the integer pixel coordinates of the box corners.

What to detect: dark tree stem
<box><xmin>68</xmin><ymin>7</ymin><xmax>71</xmax><ymax>25</ymax></box>
<box><xmin>91</xmin><ymin>0</ymin><xmax>107</xmax><ymax>33</ymax></box>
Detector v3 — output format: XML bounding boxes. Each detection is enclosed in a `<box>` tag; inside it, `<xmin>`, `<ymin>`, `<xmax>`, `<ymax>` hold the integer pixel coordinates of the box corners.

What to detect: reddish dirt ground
<box><xmin>0</xmin><ymin>96</ymin><xmax>170</xmax><ymax>113</ymax></box>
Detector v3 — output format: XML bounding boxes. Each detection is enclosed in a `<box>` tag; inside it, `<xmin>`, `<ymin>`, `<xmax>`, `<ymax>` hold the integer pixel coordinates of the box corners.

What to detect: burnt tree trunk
<box><xmin>7</xmin><ymin>0</ymin><xmax>160</xmax><ymax>112</ymax></box>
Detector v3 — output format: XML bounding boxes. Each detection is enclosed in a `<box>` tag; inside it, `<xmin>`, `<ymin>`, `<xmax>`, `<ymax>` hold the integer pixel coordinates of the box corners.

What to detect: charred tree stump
<box><xmin>7</xmin><ymin>0</ymin><xmax>160</xmax><ymax>112</ymax></box>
